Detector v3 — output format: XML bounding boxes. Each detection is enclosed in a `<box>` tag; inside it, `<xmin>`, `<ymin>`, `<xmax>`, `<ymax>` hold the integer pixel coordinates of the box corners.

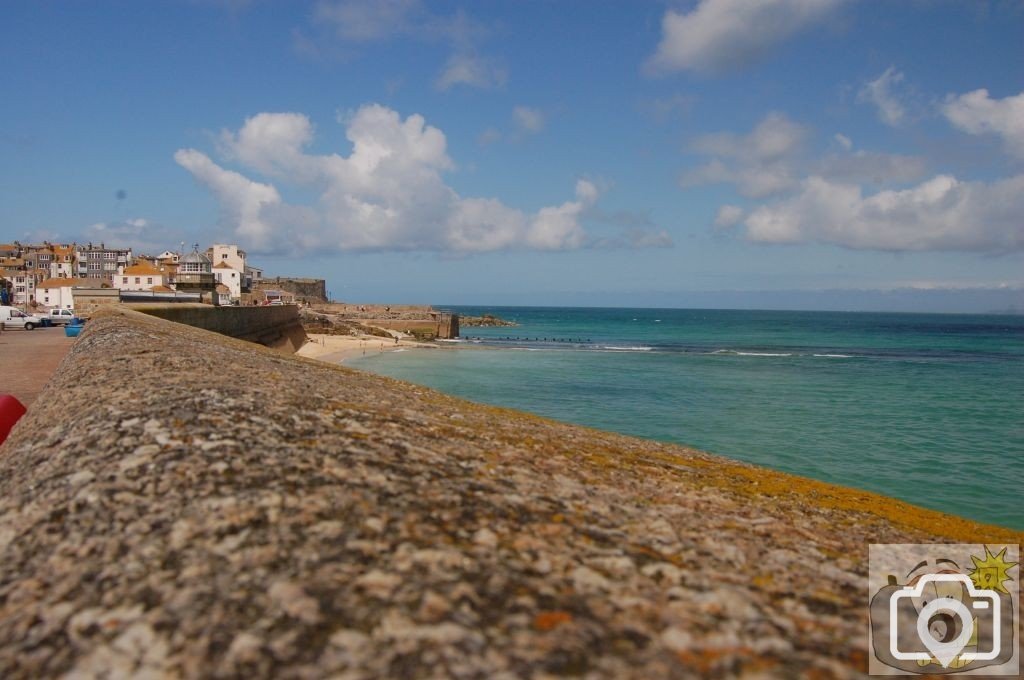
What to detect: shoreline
<box><xmin>296</xmin><ymin>332</ymin><xmax>439</xmax><ymax>364</ymax></box>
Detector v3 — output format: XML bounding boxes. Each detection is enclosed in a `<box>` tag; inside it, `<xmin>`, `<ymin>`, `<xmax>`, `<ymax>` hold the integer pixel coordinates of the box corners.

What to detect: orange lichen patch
<box><xmin>463</xmin><ymin>398</ymin><xmax>1022</xmax><ymax>543</ymax></box>
<box><xmin>533</xmin><ymin>611</ymin><xmax>573</xmax><ymax>631</ymax></box>
<box><xmin>673</xmin><ymin>455</ymin><xmax>1023</xmax><ymax>543</ymax></box>
<box><xmin>674</xmin><ymin>647</ymin><xmax>762</xmax><ymax>674</ymax></box>
<box><xmin>847</xmin><ymin>649</ymin><xmax>869</xmax><ymax>672</ymax></box>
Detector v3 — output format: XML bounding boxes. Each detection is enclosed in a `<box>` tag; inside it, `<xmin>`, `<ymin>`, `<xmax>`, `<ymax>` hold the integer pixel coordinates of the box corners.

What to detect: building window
<box><xmin>134</xmin><ymin>277</ymin><xmax>140</xmax><ymax>284</ymax></box>
<box><xmin>122</xmin><ymin>277</ymin><xmax>128</xmax><ymax>284</ymax></box>
<box><xmin>147</xmin><ymin>277</ymin><xmax>153</xmax><ymax>284</ymax></box>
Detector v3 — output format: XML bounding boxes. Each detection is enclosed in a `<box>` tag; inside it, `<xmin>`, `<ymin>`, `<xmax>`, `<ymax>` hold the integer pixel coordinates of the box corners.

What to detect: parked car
<box><xmin>48</xmin><ymin>308</ymin><xmax>78</xmax><ymax>326</ymax></box>
<box><xmin>0</xmin><ymin>306</ymin><xmax>43</xmax><ymax>330</ymax></box>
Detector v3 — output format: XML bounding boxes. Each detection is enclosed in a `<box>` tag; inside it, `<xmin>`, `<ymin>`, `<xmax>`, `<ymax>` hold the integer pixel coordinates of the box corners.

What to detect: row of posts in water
<box><xmin>461</xmin><ymin>336</ymin><xmax>593</xmax><ymax>344</ymax></box>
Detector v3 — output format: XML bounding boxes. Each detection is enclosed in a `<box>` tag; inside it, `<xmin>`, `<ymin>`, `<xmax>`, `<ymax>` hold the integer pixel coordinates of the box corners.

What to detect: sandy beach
<box><xmin>297</xmin><ymin>332</ymin><xmax>437</xmax><ymax>364</ymax></box>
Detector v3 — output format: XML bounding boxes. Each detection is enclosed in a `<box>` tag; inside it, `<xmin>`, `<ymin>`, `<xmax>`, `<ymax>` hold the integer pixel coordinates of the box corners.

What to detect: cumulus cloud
<box><xmin>177</xmin><ymin>106</ymin><xmax>642</xmax><ymax>254</ymax></box>
<box><xmin>174</xmin><ymin>148</ymin><xmax>286</xmax><ymax>251</ymax></box>
<box><xmin>741</xmin><ymin>174</ymin><xmax>1024</xmax><ymax>252</ymax></box>
<box><xmin>682</xmin><ymin>113</ymin><xmax>808</xmax><ymax>197</ymax></box>
<box><xmin>684</xmin><ymin>112</ymin><xmax>928</xmax><ymax>200</ymax></box>
<box><xmin>646</xmin><ymin>0</ymin><xmax>844</xmax><ymax>75</ymax></box>
<box><xmin>943</xmin><ymin>88</ymin><xmax>1024</xmax><ymax>158</ymax></box>
<box><xmin>859</xmin><ymin>66</ymin><xmax>907</xmax><ymax>126</ymax></box>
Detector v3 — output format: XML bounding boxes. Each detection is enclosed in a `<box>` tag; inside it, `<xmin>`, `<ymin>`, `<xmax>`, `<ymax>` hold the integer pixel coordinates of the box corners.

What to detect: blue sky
<box><xmin>2</xmin><ymin>0</ymin><xmax>1023</xmax><ymax>311</ymax></box>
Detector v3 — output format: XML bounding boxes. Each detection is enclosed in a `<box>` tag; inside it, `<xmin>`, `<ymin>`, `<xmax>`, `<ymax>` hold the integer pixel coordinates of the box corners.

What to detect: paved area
<box><xmin>0</xmin><ymin>325</ymin><xmax>75</xmax><ymax>406</ymax></box>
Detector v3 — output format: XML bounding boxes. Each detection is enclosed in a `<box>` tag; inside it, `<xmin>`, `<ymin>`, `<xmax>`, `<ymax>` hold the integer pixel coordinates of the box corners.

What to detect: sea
<box><xmin>348</xmin><ymin>307</ymin><xmax>1024</xmax><ymax>530</ymax></box>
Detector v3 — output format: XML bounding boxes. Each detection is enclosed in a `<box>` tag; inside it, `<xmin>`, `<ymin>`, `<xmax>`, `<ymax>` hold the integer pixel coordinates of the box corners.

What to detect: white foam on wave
<box><xmin>602</xmin><ymin>346</ymin><xmax>654</xmax><ymax>352</ymax></box>
<box><xmin>711</xmin><ymin>349</ymin><xmax>792</xmax><ymax>357</ymax></box>
<box><xmin>813</xmin><ymin>353</ymin><xmax>854</xmax><ymax>358</ymax></box>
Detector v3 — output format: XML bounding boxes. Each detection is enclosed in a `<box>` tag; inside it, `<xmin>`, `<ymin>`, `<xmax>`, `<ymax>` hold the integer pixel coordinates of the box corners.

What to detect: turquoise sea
<box><xmin>349</xmin><ymin>307</ymin><xmax>1024</xmax><ymax>529</ymax></box>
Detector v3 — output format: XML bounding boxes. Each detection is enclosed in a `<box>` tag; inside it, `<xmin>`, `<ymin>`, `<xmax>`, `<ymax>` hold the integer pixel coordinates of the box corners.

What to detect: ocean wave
<box><xmin>601</xmin><ymin>346</ymin><xmax>654</xmax><ymax>352</ymax></box>
<box><xmin>711</xmin><ymin>349</ymin><xmax>792</xmax><ymax>357</ymax></box>
<box><xmin>813</xmin><ymin>353</ymin><xmax>854</xmax><ymax>358</ymax></box>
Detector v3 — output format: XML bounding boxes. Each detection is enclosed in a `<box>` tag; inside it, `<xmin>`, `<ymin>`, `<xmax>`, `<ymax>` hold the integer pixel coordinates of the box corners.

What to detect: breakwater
<box><xmin>0</xmin><ymin>308</ymin><xmax>1019</xmax><ymax>678</ymax></box>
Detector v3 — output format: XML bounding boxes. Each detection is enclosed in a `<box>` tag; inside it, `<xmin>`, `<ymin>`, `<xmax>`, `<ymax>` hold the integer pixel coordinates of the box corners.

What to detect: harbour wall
<box><xmin>127</xmin><ymin>302</ymin><xmax>307</xmax><ymax>352</ymax></box>
<box><xmin>0</xmin><ymin>308</ymin><xmax>1019</xmax><ymax>677</ymax></box>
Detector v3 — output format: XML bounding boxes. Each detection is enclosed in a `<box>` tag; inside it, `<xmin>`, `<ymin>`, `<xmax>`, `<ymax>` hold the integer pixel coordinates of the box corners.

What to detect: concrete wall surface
<box><xmin>0</xmin><ymin>309</ymin><xmax>1019</xmax><ymax>678</ymax></box>
<box><xmin>128</xmin><ymin>302</ymin><xmax>307</xmax><ymax>352</ymax></box>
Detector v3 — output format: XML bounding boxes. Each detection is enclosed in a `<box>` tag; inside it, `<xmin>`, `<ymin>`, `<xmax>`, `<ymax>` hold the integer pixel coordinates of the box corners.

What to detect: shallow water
<box><xmin>350</xmin><ymin>307</ymin><xmax>1024</xmax><ymax>529</ymax></box>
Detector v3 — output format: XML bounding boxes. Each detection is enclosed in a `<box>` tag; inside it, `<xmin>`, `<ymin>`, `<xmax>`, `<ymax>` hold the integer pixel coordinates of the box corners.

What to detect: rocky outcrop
<box><xmin>0</xmin><ymin>307</ymin><xmax>1019</xmax><ymax>678</ymax></box>
<box><xmin>460</xmin><ymin>314</ymin><xmax>517</xmax><ymax>327</ymax></box>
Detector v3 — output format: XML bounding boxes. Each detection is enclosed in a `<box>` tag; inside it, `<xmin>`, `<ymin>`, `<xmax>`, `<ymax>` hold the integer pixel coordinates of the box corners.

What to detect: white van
<box><xmin>0</xmin><ymin>306</ymin><xmax>43</xmax><ymax>330</ymax></box>
<box><xmin>48</xmin><ymin>308</ymin><xmax>77</xmax><ymax>326</ymax></box>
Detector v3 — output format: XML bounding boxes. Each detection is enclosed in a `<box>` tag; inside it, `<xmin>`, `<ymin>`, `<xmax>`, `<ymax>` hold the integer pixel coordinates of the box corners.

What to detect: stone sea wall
<box><xmin>129</xmin><ymin>303</ymin><xmax>307</xmax><ymax>352</ymax></box>
<box><xmin>0</xmin><ymin>308</ymin><xmax>1019</xmax><ymax>678</ymax></box>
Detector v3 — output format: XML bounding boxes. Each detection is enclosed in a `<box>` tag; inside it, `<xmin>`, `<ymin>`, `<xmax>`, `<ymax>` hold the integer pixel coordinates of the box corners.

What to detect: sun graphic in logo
<box><xmin>968</xmin><ymin>546</ymin><xmax>1018</xmax><ymax>594</ymax></box>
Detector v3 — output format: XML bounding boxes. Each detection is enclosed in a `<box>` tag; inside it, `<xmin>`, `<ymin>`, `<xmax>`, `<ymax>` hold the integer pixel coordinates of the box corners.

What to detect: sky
<box><xmin>2</xmin><ymin>0</ymin><xmax>1023</xmax><ymax>312</ymax></box>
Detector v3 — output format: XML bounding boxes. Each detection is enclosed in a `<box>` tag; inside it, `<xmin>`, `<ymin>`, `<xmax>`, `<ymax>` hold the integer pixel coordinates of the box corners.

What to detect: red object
<box><xmin>0</xmin><ymin>394</ymin><xmax>27</xmax><ymax>445</ymax></box>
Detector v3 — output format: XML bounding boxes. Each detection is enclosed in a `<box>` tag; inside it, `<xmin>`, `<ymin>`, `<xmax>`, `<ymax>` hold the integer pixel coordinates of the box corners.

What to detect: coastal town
<box><xmin>0</xmin><ymin>241</ymin><xmax>325</xmax><ymax>312</ymax></box>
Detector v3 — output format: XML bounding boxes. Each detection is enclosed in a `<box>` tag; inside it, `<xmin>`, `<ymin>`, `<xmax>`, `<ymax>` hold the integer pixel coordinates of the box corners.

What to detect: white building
<box><xmin>114</xmin><ymin>263</ymin><xmax>165</xmax><ymax>291</ymax></box>
<box><xmin>214</xmin><ymin>283</ymin><xmax>232</xmax><ymax>306</ymax></box>
<box><xmin>48</xmin><ymin>245</ymin><xmax>76</xmax><ymax>279</ymax></box>
<box><xmin>36</xmin><ymin>277</ymin><xmax>91</xmax><ymax>309</ymax></box>
<box><xmin>208</xmin><ymin>244</ymin><xmax>246</xmax><ymax>273</ymax></box>
<box><xmin>212</xmin><ymin>261</ymin><xmax>242</xmax><ymax>301</ymax></box>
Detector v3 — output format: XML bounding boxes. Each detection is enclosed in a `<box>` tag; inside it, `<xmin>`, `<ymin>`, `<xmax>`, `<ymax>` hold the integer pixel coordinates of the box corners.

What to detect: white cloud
<box><xmin>859</xmin><ymin>66</ymin><xmax>906</xmax><ymax>126</ymax></box>
<box><xmin>943</xmin><ymin>88</ymin><xmax>1024</xmax><ymax>158</ymax></box>
<box><xmin>742</xmin><ymin>174</ymin><xmax>1024</xmax><ymax>252</ymax></box>
<box><xmin>80</xmin><ymin>218</ymin><xmax>187</xmax><ymax>254</ymax></box>
<box><xmin>312</xmin><ymin>1</ymin><xmax>502</xmax><ymax>91</ymax></box>
<box><xmin>435</xmin><ymin>52</ymin><xmax>506</xmax><ymax>91</ymax></box>
<box><xmin>476</xmin><ymin>127</ymin><xmax>502</xmax><ymax>146</ymax></box>
<box><xmin>682</xmin><ymin>113</ymin><xmax>808</xmax><ymax>197</ymax></box>
<box><xmin>313</xmin><ymin>0</ymin><xmax>421</xmax><ymax>42</ymax></box>
<box><xmin>174</xmin><ymin>148</ymin><xmax>285</xmax><ymax>251</ymax></box>
<box><xmin>512</xmin><ymin>106</ymin><xmax>545</xmax><ymax>135</ymax></box>
<box><xmin>684</xmin><ymin>112</ymin><xmax>928</xmax><ymax>199</ymax></box>
<box><xmin>177</xmin><ymin>106</ymin><xmax>618</xmax><ymax>254</ymax></box>
<box><xmin>638</xmin><ymin>93</ymin><xmax>696</xmax><ymax>122</ymax></box>
<box><xmin>815</xmin><ymin>150</ymin><xmax>927</xmax><ymax>185</ymax></box>
<box><xmin>714</xmin><ymin>205</ymin><xmax>744</xmax><ymax>229</ymax></box>
<box><xmin>646</xmin><ymin>0</ymin><xmax>844</xmax><ymax>75</ymax></box>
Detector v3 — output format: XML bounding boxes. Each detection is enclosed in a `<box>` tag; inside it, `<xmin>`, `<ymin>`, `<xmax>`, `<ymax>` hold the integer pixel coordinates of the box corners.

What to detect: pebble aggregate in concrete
<box><xmin>0</xmin><ymin>308</ymin><xmax>1019</xmax><ymax>678</ymax></box>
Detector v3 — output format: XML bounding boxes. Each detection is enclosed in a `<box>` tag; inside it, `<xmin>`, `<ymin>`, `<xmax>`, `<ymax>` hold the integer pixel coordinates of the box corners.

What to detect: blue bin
<box><xmin>64</xmin><ymin>325</ymin><xmax>83</xmax><ymax>337</ymax></box>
